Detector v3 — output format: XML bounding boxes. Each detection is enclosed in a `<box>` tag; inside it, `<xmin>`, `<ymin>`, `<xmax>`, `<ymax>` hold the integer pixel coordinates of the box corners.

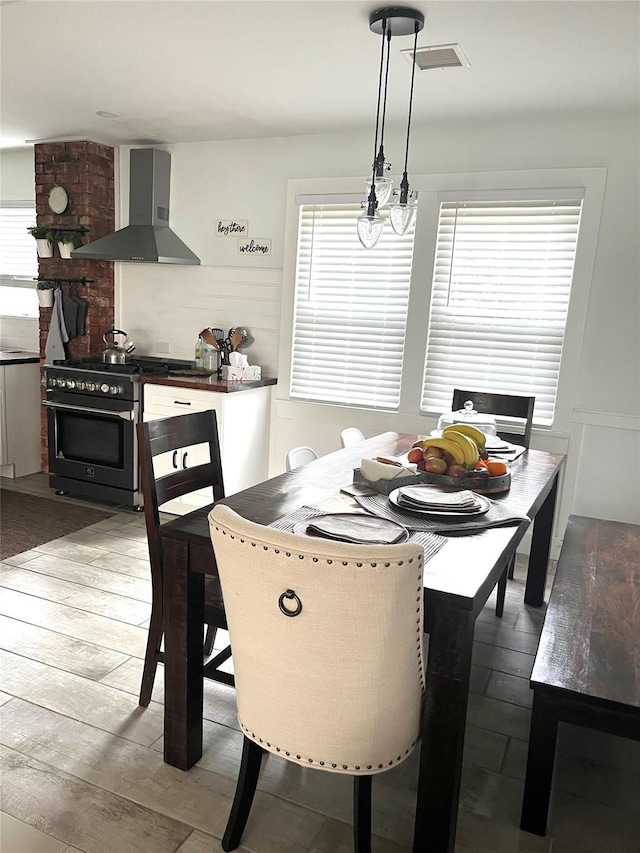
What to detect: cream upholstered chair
<box><xmin>340</xmin><ymin>427</ymin><xmax>365</xmax><ymax>448</ymax></box>
<box><xmin>285</xmin><ymin>445</ymin><xmax>318</xmax><ymax>472</ymax></box>
<box><xmin>209</xmin><ymin>504</ymin><xmax>425</xmax><ymax>852</ymax></box>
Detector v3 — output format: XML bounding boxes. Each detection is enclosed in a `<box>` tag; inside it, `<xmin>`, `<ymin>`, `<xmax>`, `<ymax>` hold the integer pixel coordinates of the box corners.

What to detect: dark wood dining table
<box><xmin>160</xmin><ymin>431</ymin><xmax>565</xmax><ymax>853</ymax></box>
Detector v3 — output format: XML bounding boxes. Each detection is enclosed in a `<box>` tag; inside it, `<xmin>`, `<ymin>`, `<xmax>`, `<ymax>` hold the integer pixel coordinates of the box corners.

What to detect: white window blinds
<box><xmin>0</xmin><ymin>203</ymin><xmax>38</xmax><ymax>281</ymax></box>
<box><xmin>290</xmin><ymin>201</ymin><xmax>415</xmax><ymax>410</ymax></box>
<box><xmin>421</xmin><ymin>195</ymin><xmax>584</xmax><ymax>426</ymax></box>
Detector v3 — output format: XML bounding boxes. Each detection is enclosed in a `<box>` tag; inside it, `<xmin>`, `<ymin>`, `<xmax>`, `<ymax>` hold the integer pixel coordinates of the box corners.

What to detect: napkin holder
<box><xmin>353</xmin><ymin>467</ymin><xmax>510</xmax><ymax>496</ymax></box>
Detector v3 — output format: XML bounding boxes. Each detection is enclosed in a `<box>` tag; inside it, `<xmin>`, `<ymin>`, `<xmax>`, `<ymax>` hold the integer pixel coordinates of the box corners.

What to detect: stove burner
<box><xmin>52</xmin><ymin>356</ymin><xmax>192</xmax><ymax>376</ymax></box>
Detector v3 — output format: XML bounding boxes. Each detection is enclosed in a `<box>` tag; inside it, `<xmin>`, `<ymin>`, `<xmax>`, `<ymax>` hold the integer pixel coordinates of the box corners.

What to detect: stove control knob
<box><xmin>85</xmin><ymin>382</ymin><xmax>96</xmax><ymax>392</ymax></box>
<box><xmin>66</xmin><ymin>380</ymin><xmax>76</xmax><ymax>390</ymax></box>
<box><xmin>100</xmin><ymin>383</ymin><xmax>110</xmax><ymax>394</ymax></box>
<box><xmin>109</xmin><ymin>385</ymin><xmax>122</xmax><ymax>395</ymax></box>
<box><xmin>76</xmin><ymin>381</ymin><xmax>86</xmax><ymax>391</ymax></box>
<box><xmin>48</xmin><ymin>378</ymin><xmax>57</xmax><ymax>388</ymax></box>
<box><xmin>56</xmin><ymin>378</ymin><xmax>67</xmax><ymax>388</ymax></box>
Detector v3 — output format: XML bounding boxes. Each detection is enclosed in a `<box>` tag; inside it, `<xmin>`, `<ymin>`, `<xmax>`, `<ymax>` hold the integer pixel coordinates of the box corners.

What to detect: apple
<box><xmin>446</xmin><ymin>464</ymin><xmax>468</xmax><ymax>478</ymax></box>
<box><xmin>416</xmin><ymin>459</ymin><xmax>426</xmax><ymax>471</ymax></box>
<box><xmin>424</xmin><ymin>456</ymin><xmax>447</xmax><ymax>475</ymax></box>
<box><xmin>407</xmin><ymin>447</ymin><xmax>424</xmax><ymax>464</ymax></box>
<box><xmin>422</xmin><ymin>445</ymin><xmax>444</xmax><ymax>459</ymax></box>
<box><xmin>441</xmin><ymin>451</ymin><xmax>454</xmax><ymax>467</ymax></box>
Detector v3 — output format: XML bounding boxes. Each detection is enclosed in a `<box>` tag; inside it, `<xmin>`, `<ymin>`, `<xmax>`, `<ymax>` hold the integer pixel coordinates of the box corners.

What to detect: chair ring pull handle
<box><xmin>278</xmin><ymin>589</ymin><xmax>302</xmax><ymax>617</ymax></box>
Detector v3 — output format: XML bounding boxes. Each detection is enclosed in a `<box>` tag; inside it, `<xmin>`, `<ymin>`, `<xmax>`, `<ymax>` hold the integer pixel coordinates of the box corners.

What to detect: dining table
<box><xmin>160</xmin><ymin>431</ymin><xmax>565</xmax><ymax>853</ymax></box>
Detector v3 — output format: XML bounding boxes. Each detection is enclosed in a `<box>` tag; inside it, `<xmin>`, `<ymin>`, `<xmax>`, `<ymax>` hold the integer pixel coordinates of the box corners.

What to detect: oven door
<box><xmin>45</xmin><ymin>397</ymin><xmax>137</xmax><ymax>491</ymax></box>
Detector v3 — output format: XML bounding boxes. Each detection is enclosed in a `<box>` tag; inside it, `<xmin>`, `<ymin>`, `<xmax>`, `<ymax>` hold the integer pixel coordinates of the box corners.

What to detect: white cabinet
<box><xmin>142</xmin><ymin>381</ymin><xmax>272</xmax><ymax>515</ymax></box>
<box><xmin>0</xmin><ymin>361</ymin><xmax>42</xmax><ymax>478</ymax></box>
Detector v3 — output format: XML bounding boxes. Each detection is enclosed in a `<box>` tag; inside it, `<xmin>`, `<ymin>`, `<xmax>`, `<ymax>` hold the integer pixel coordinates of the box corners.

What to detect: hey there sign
<box><xmin>216</xmin><ymin>219</ymin><xmax>248</xmax><ymax>237</ymax></box>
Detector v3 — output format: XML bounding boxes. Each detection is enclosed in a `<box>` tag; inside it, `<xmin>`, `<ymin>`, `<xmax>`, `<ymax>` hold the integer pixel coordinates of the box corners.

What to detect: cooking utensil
<box><xmin>101</xmin><ymin>329</ymin><xmax>131</xmax><ymax>364</ymax></box>
<box><xmin>230</xmin><ymin>330</ymin><xmax>243</xmax><ymax>351</ymax></box>
<box><xmin>200</xmin><ymin>328</ymin><xmax>220</xmax><ymax>349</ymax></box>
<box><xmin>210</xmin><ymin>328</ymin><xmax>225</xmax><ymax>342</ymax></box>
<box><xmin>228</xmin><ymin>326</ymin><xmax>251</xmax><ymax>347</ymax></box>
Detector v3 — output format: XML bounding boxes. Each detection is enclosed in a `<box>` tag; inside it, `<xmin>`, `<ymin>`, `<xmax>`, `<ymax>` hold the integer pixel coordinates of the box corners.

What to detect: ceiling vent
<box><xmin>402</xmin><ymin>43</ymin><xmax>469</xmax><ymax>71</ymax></box>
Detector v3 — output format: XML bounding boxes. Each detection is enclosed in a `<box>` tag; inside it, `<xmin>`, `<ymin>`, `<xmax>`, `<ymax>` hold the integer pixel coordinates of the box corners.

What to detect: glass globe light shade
<box><xmin>357</xmin><ymin>212</ymin><xmax>385</xmax><ymax>248</ymax></box>
<box><xmin>389</xmin><ymin>199</ymin><xmax>418</xmax><ymax>235</ymax></box>
<box><xmin>365</xmin><ymin>176</ymin><xmax>393</xmax><ymax>208</ymax></box>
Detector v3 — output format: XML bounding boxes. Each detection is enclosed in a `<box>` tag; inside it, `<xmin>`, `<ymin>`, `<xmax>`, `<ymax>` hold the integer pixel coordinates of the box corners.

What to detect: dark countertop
<box><xmin>141</xmin><ymin>374</ymin><xmax>277</xmax><ymax>393</ymax></box>
<box><xmin>0</xmin><ymin>351</ymin><xmax>40</xmax><ymax>366</ymax></box>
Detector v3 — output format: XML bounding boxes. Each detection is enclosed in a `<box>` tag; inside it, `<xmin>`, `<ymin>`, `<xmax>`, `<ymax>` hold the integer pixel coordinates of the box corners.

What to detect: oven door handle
<box><xmin>43</xmin><ymin>401</ymin><xmax>134</xmax><ymax>421</ymax></box>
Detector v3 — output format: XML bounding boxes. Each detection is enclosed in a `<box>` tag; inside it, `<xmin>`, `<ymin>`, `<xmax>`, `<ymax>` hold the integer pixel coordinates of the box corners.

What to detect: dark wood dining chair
<box><xmin>137</xmin><ymin>410</ymin><xmax>233</xmax><ymax>707</ymax></box>
<box><xmin>452</xmin><ymin>389</ymin><xmax>535</xmax><ymax>449</ymax></box>
<box><xmin>452</xmin><ymin>389</ymin><xmax>536</xmax><ymax>616</ymax></box>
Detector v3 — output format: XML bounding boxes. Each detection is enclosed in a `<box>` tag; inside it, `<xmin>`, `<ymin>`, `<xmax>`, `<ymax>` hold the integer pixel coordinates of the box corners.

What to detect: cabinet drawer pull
<box><xmin>172</xmin><ymin>450</ymin><xmax>178</xmax><ymax>469</ymax></box>
<box><xmin>174</xmin><ymin>400</ymin><xmax>191</xmax><ymax>406</ymax></box>
<box><xmin>182</xmin><ymin>452</ymin><xmax>188</xmax><ymax>469</ymax></box>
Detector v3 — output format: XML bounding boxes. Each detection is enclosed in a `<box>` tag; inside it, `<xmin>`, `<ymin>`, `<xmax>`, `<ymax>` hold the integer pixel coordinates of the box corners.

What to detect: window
<box><xmin>0</xmin><ymin>202</ymin><xmax>38</xmax><ymax>318</ymax></box>
<box><xmin>421</xmin><ymin>193</ymin><xmax>584</xmax><ymax>427</ymax></box>
<box><xmin>282</xmin><ymin>169</ymin><xmax>605</xmax><ymax>435</ymax></box>
<box><xmin>289</xmin><ymin>199</ymin><xmax>415</xmax><ymax>410</ymax></box>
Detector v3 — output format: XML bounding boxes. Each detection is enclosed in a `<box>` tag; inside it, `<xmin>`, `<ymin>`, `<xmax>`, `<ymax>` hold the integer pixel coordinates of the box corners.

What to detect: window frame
<box><xmin>0</xmin><ymin>200</ymin><xmax>39</xmax><ymax>318</ymax></box>
<box><xmin>279</xmin><ymin>168</ymin><xmax>606</xmax><ymax>439</ymax></box>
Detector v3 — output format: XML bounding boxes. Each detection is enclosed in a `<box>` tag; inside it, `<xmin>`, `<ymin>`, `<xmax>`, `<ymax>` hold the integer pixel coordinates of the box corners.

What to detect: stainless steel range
<box><xmin>43</xmin><ymin>357</ymin><xmax>191</xmax><ymax>507</ymax></box>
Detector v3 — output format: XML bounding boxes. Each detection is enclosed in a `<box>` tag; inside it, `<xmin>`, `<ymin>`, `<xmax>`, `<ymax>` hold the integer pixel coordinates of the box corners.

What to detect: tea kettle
<box><xmin>101</xmin><ymin>329</ymin><xmax>135</xmax><ymax>364</ymax></box>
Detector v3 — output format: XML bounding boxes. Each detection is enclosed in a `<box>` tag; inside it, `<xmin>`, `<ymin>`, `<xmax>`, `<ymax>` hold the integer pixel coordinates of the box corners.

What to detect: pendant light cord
<box><xmin>399</xmin><ymin>22</ymin><xmax>419</xmax><ymax>203</ymax></box>
<box><xmin>371</xmin><ymin>19</ymin><xmax>388</xmax><ymax>185</ymax></box>
<box><xmin>377</xmin><ymin>26</ymin><xmax>392</xmax><ymax>171</ymax></box>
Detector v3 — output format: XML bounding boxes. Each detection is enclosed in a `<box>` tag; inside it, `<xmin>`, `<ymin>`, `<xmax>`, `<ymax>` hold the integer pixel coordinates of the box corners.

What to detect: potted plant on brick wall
<box><xmin>27</xmin><ymin>225</ymin><xmax>55</xmax><ymax>258</ymax></box>
<box><xmin>35</xmin><ymin>280</ymin><xmax>55</xmax><ymax>308</ymax></box>
<box><xmin>51</xmin><ymin>230</ymin><xmax>81</xmax><ymax>259</ymax></box>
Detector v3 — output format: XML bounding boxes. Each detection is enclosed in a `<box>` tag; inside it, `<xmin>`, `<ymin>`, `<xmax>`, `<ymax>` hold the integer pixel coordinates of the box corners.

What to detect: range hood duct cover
<box><xmin>71</xmin><ymin>148</ymin><xmax>200</xmax><ymax>265</ymax></box>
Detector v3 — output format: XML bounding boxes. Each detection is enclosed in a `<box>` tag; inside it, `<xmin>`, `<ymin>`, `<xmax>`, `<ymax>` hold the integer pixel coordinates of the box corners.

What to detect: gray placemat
<box><xmin>354</xmin><ymin>493</ymin><xmax>530</xmax><ymax>534</ymax></box>
<box><xmin>269</xmin><ymin>505</ymin><xmax>446</xmax><ymax>565</ymax></box>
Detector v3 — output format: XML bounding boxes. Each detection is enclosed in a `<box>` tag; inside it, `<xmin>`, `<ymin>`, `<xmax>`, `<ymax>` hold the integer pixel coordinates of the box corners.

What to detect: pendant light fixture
<box><xmin>364</xmin><ymin>24</ymin><xmax>393</xmax><ymax>209</ymax></box>
<box><xmin>389</xmin><ymin>18</ymin><xmax>420</xmax><ymax>234</ymax></box>
<box><xmin>356</xmin><ymin>18</ymin><xmax>389</xmax><ymax>249</ymax></box>
<box><xmin>357</xmin><ymin>7</ymin><xmax>424</xmax><ymax>249</ymax></box>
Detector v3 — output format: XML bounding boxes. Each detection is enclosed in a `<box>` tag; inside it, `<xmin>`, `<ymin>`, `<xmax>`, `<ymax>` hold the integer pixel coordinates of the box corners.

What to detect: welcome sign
<box><xmin>237</xmin><ymin>238</ymin><xmax>272</xmax><ymax>256</ymax></box>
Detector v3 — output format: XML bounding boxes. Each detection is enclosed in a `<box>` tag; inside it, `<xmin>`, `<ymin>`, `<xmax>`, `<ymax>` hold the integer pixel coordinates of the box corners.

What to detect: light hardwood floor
<box><xmin>1</xmin><ymin>474</ymin><xmax>639</xmax><ymax>853</ymax></box>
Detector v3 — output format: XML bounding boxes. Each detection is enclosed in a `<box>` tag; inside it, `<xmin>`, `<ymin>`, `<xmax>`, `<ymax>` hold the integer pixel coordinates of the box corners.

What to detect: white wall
<box><xmin>114</xmin><ymin>108</ymin><xmax>639</xmax><ymax>543</ymax></box>
<box><xmin>0</xmin><ymin>146</ymin><xmax>38</xmax><ymax>351</ymax></box>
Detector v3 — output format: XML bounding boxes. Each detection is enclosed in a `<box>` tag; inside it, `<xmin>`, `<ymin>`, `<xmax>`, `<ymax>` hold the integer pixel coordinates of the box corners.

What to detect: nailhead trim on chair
<box><xmin>214</xmin><ymin>525</ymin><xmax>427</xmax><ymax>749</ymax></box>
<box><xmin>238</xmin><ymin>719</ymin><xmax>419</xmax><ymax>772</ymax></box>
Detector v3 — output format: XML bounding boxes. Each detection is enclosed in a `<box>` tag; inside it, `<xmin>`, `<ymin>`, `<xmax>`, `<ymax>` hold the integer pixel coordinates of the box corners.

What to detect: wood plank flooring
<box><xmin>1</xmin><ymin>474</ymin><xmax>639</xmax><ymax>853</ymax></box>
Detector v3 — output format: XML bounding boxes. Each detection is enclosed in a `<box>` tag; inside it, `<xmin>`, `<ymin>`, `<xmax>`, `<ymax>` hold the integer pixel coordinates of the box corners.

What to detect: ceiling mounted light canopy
<box><xmin>357</xmin><ymin>6</ymin><xmax>424</xmax><ymax>248</ymax></box>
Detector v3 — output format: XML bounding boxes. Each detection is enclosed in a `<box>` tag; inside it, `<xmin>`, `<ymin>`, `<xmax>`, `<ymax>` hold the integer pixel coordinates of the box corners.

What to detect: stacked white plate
<box><xmin>389</xmin><ymin>485</ymin><xmax>491</xmax><ymax>518</ymax></box>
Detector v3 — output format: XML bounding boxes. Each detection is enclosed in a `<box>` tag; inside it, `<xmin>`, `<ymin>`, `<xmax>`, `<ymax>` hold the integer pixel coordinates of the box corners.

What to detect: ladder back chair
<box><xmin>452</xmin><ymin>389</ymin><xmax>535</xmax><ymax>448</ymax></box>
<box><xmin>452</xmin><ymin>389</ymin><xmax>536</xmax><ymax>613</ymax></box>
<box><xmin>137</xmin><ymin>410</ymin><xmax>233</xmax><ymax>707</ymax></box>
<box><xmin>209</xmin><ymin>504</ymin><xmax>425</xmax><ymax>853</ymax></box>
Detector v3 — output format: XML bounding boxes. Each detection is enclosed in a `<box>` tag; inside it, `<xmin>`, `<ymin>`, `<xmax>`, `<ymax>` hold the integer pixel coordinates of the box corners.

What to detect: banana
<box><xmin>419</xmin><ymin>437</ymin><xmax>466</xmax><ymax>466</ymax></box>
<box><xmin>443</xmin><ymin>423</ymin><xmax>487</xmax><ymax>451</ymax></box>
<box><xmin>441</xmin><ymin>430</ymin><xmax>480</xmax><ymax>468</ymax></box>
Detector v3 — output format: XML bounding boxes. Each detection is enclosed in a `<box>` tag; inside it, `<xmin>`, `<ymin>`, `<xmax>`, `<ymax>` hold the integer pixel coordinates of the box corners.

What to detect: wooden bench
<box><xmin>520</xmin><ymin>514</ymin><xmax>640</xmax><ymax>836</ymax></box>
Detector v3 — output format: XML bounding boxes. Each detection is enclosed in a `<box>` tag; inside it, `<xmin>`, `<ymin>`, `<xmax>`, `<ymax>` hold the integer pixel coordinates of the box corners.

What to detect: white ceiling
<box><xmin>1</xmin><ymin>0</ymin><xmax>638</xmax><ymax>149</ymax></box>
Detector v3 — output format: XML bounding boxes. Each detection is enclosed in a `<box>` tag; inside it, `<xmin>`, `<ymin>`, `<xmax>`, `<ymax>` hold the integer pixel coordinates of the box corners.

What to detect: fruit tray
<box><xmin>353</xmin><ymin>468</ymin><xmax>511</xmax><ymax>496</ymax></box>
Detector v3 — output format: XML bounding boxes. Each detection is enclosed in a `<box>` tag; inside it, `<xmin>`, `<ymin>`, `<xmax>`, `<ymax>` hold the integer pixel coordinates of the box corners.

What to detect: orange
<box><xmin>486</xmin><ymin>460</ymin><xmax>508</xmax><ymax>477</ymax></box>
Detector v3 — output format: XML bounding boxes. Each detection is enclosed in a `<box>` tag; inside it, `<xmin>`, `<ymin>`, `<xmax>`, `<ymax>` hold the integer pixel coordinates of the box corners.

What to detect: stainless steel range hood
<box><xmin>72</xmin><ymin>148</ymin><xmax>200</xmax><ymax>265</ymax></box>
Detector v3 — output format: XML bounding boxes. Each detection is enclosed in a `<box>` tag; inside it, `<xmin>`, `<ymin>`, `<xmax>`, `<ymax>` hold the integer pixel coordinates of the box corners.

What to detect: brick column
<box><xmin>35</xmin><ymin>141</ymin><xmax>115</xmax><ymax>470</ymax></box>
